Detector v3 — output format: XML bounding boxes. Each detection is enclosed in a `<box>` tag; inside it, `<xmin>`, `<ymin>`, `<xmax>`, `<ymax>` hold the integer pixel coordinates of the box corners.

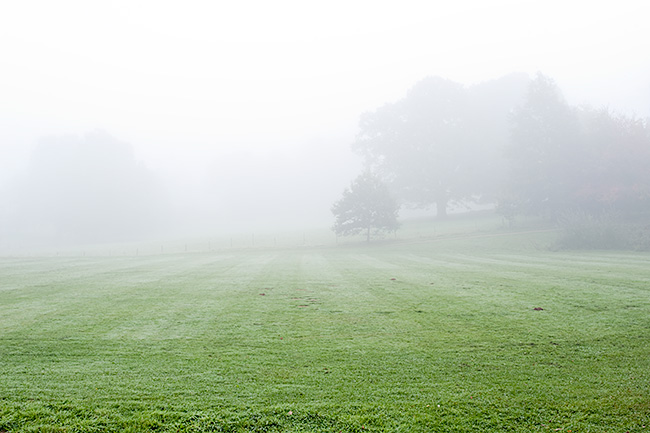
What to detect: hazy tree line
<box><xmin>333</xmin><ymin>73</ymin><xmax>650</xmax><ymax>247</ymax></box>
<box><xmin>2</xmin><ymin>72</ymin><xmax>648</xmax><ymax>249</ymax></box>
<box><xmin>502</xmin><ymin>74</ymin><xmax>650</xmax><ymax>221</ymax></box>
<box><xmin>0</xmin><ymin>135</ymin><xmax>351</xmax><ymax>250</ymax></box>
<box><xmin>0</xmin><ymin>131</ymin><xmax>169</xmax><ymax>247</ymax></box>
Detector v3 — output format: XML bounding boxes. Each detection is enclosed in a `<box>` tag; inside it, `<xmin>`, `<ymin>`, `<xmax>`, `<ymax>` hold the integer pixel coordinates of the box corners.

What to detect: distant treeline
<box><xmin>2</xmin><ymin>73</ymin><xmax>648</xmax><ymax>249</ymax></box>
<box><xmin>0</xmin><ymin>131</ymin><xmax>170</xmax><ymax>246</ymax></box>
<box><xmin>352</xmin><ymin>72</ymin><xmax>650</xmax><ymax>221</ymax></box>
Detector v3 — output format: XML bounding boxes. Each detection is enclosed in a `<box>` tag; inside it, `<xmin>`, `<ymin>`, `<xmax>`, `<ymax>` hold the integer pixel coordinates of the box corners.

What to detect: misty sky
<box><xmin>1</xmin><ymin>0</ymin><xmax>649</xmax><ymax>232</ymax></box>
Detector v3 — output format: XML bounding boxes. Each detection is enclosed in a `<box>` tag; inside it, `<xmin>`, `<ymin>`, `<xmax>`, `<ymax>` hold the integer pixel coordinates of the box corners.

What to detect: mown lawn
<box><xmin>1</xmin><ymin>223</ymin><xmax>649</xmax><ymax>431</ymax></box>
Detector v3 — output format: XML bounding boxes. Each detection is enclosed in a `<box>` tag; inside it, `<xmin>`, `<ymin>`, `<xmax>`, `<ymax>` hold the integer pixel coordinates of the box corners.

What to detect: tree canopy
<box><xmin>575</xmin><ymin>107</ymin><xmax>650</xmax><ymax>214</ymax></box>
<box><xmin>353</xmin><ymin>74</ymin><xmax>528</xmax><ymax>218</ymax></box>
<box><xmin>506</xmin><ymin>73</ymin><xmax>581</xmax><ymax>217</ymax></box>
<box><xmin>7</xmin><ymin>131</ymin><xmax>169</xmax><ymax>245</ymax></box>
<box><xmin>504</xmin><ymin>73</ymin><xmax>650</xmax><ymax>220</ymax></box>
<box><xmin>331</xmin><ymin>172</ymin><xmax>399</xmax><ymax>242</ymax></box>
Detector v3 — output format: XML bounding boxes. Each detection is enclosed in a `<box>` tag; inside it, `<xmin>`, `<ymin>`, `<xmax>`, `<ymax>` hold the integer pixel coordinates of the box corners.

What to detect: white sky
<box><xmin>1</xmin><ymin>0</ymin><xmax>649</xmax><ymax>213</ymax></box>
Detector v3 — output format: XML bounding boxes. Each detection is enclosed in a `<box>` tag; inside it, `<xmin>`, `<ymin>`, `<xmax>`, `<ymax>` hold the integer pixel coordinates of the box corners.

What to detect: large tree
<box><xmin>331</xmin><ymin>171</ymin><xmax>399</xmax><ymax>242</ymax></box>
<box><xmin>506</xmin><ymin>73</ymin><xmax>581</xmax><ymax>218</ymax></box>
<box><xmin>505</xmin><ymin>74</ymin><xmax>650</xmax><ymax>220</ymax></box>
<box><xmin>354</xmin><ymin>77</ymin><xmax>468</xmax><ymax>219</ymax></box>
<box><xmin>353</xmin><ymin>74</ymin><xmax>527</xmax><ymax>219</ymax></box>
<box><xmin>465</xmin><ymin>73</ymin><xmax>530</xmax><ymax>202</ymax></box>
<box><xmin>7</xmin><ymin>130</ymin><xmax>168</xmax><ymax>245</ymax></box>
<box><xmin>575</xmin><ymin>107</ymin><xmax>650</xmax><ymax>214</ymax></box>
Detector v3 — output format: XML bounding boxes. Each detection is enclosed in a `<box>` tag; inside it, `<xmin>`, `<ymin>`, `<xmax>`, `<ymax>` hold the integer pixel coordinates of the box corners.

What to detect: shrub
<box><xmin>554</xmin><ymin>210</ymin><xmax>628</xmax><ymax>250</ymax></box>
<box><xmin>627</xmin><ymin>223</ymin><xmax>650</xmax><ymax>251</ymax></box>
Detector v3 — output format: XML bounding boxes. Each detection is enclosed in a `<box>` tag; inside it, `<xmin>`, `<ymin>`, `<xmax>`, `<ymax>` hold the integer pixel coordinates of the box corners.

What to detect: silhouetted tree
<box><xmin>504</xmin><ymin>74</ymin><xmax>650</xmax><ymax>222</ymax></box>
<box><xmin>575</xmin><ymin>107</ymin><xmax>650</xmax><ymax>214</ymax></box>
<box><xmin>466</xmin><ymin>73</ymin><xmax>529</xmax><ymax>202</ymax></box>
<box><xmin>506</xmin><ymin>73</ymin><xmax>581</xmax><ymax>218</ymax></box>
<box><xmin>354</xmin><ymin>75</ymin><xmax>527</xmax><ymax>219</ymax></box>
<box><xmin>331</xmin><ymin>172</ymin><xmax>399</xmax><ymax>242</ymax></box>
<box><xmin>354</xmin><ymin>77</ymin><xmax>468</xmax><ymax>219</ymax></box>
<box><xmin>8</xmin><ymin>130</ymin><xmax>168</xmax><ymax>245</ymax></box>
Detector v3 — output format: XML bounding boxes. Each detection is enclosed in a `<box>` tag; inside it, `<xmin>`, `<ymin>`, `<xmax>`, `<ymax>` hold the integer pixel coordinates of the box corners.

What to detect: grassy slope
<box><xmin>1</xmin><ymin>216</ymin><xmax>649</xmax><ymax>432</ymax></box>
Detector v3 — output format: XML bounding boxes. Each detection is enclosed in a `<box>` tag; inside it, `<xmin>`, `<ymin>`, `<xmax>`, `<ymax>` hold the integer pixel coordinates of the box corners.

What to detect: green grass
<box><xmin>1</xmin><ymin>216</ymin><xmax>649</xmax><ymax>431</ymax></box>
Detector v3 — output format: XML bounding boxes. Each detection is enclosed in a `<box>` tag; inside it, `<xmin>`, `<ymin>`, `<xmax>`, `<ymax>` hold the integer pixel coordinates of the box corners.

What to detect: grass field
<box><xmin>1</xmin><ymin>215</ymin><xmax>649</xmax><ymax>432</ymax></box>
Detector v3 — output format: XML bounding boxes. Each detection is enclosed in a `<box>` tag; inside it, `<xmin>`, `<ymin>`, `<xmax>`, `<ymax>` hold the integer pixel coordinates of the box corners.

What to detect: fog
<box><xmin>1</xmin><ymin>1</ymin><xmax>649</xmax><ymax>252</ymax></box>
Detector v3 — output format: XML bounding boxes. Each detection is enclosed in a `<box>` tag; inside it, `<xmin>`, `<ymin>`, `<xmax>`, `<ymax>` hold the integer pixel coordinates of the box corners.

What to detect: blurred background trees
<box><xmin>352</xmin><ymin>74</ymin><xmax>527</xmax><ymax>219</ymax></box>
<box><xmin>5</xmin><ymin>131</ymin><xmax>169</xmax><ymax>246</ymax></box>
<box><xmin>339</xmin><ymin>71</ymin><xmax>650</xmax><ymax>248</ymax></box>
<box><xmin>2</xmin><ymin>72</ymin><xmax>647</xmax><ymax>250</ymax></box>
<box><xmin>505</xmin><ymin>74</ymin><xmax>650</xmax><ymax>220</ymax></box>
